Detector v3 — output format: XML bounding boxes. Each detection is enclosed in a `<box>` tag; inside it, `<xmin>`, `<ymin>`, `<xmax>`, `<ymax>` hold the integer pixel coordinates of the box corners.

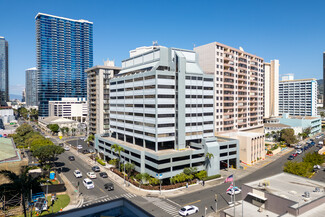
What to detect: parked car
<box><xmin>64</xmin><ymin>146</ymin><xmax>70</xmax><ymax>151</ymax></box>
<box><xmin>77</xmin><ymin>145</ymin><xmax>83</xmax><ymax>150</ymax></box>
<box><xmin>226</xmin><ymin>186</ymin><xmax>242</xmax><ymax>195</ymax></box>
<box><xmin>104</xmin><ymin>182</ymin><xmax>114</xmax><ymax>191</ymax></box>
<box><xmin>87</xmin><ymin>172</ymin><xmax>97</xmax><ymax>179</ymax></box>
<box><xmin>92</xmin><ymin>166</ymin><xmax>100</xmax><ymax>172</ymax></box>
<box><xmin>179</xmin><ymin>205</ymin><xmax>199</xmax><ymax>216</ymax></box>
<box><xmin>82</xmin><ymin>149</ymin><xmax>90</xmax><ymax>154</ymax></box>
<box><xmin>292</xmin><ymin>153</ymin><xmax>298</xmax><ymax>157</ymax></box>
<box><xmin>68</xmin><ymin>156</ymin><xmax>75</xmax><ymax>161</ymax></box>
<box><xmin>99</xmin><ymin>172</ymin><xmax>108</xmax><ymax>178</ymax></box>
<box><xmin>73</xmin><ymin>170</ymin><xmax>82</xmax><ymax>178</ymax></box>
<box><xmin>295</xmin><ymin>145</ymin><xmax>302</xmax><ymax>149</ymax></box>
<box><xmin>288</xmin><ymin>155</ymin><xmax>294</xmax><ymax>160</ymax></box>
<box><xmin>83</xmin><ymin>178</ymin><xmax>94</xmax><ymax>189</ymax></box>
<box><xmin>296</xmin><ymin>149</ymin><xmax>302</xmax><ymax>155</ymax></box>
<box><xmin>88</xmin><ymin>149</ymin><xmax>94</xmax><ymax>153</ymax></box>
<box><xmin>59</xmin><ymin>143</ymin><xmax>64</xmax><ymax>147</ymax></box>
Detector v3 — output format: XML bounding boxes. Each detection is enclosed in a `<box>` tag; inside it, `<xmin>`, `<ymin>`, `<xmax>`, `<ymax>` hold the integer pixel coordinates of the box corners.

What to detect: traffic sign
<box><xmin>59</xmin><ymin>136</ymin><xmax>62</xmax><ymax>139</ymax></box>
<box><xmin>156</xmin><ymin>173</ymin><xmax>163</xmax><ymax>179</ymax></box>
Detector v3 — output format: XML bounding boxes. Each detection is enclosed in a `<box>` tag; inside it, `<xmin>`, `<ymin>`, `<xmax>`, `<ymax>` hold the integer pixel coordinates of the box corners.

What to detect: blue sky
<box><xmin>1</xmin><ymin>0</ymin><xmax>325</xmax><ymax>94</ymax></box>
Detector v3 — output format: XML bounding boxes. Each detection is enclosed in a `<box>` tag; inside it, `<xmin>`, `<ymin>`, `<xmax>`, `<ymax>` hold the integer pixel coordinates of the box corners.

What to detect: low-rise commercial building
<box><xmin>95</xmin><ymin>46</ymin><xmax>239</xmax><ymax>179</ymax></box>
<box><xmin>38</xmin><ymin>116</ymin><xmax>81</xmax><ymax>134</ymax></box>
<box><xmin>221</xmin><ymin>172</ymin><xmax>325</xmax><ymax>217</ymax></box>
<box><xmin>218</xmin><ymin>131</ymin><xmax>265</xmax><ymax>166</ymax></box>
<box><xmin>48</xmin><ymin>97</ymin><xmax>87</xmax><ymax>123</ymax></box>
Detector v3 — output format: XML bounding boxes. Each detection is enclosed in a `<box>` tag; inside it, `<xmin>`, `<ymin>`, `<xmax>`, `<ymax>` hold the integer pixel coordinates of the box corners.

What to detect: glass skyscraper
<box><xmin>25</xmin><ymin>67</ymin><xmax>38</xmax><ymax>107</ymax></box>
<box><xmin>0</xmin><ymin>36</ymin><xmax>9</xmax><ymax>106</ymax></box>
<box><xmin>35</xmin><ymin>13</ymin><xmax>93</xmax><ymax>116</ymax></box>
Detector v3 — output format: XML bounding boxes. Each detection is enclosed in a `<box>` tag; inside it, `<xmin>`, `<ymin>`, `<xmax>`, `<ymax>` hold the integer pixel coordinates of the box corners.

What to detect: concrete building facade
<box><xmin>85</xmin><ymin>61</ymin><xmax>121</xmax><ymax>136</ymax></box>
<box><xmin>264</xmin><ymin>60</ymin><xmax>279</xmax><ymax>118</ymax></box>
<box><xmin>279</xmin><ymin>78</ymin><xmax>318</xmax><ymax>116</ymax></box>
<box><xmin>95</xmin><ymin>47</ymin><xmax>239</xmax><ymax>179</ymax></box>
<box><xmin>194</xmin><ymin>42</ymin><xmax>264</xmax><ymax>133</ymax></box>
<box><xmin>25</xmin><ymin>67</ymin><xmax>38</xmax><ymax>107</ymax></box>
<box><xmin>48</xmin><ymin>97</ymin><xmax>87</xmax><ymax>122</ymax></box>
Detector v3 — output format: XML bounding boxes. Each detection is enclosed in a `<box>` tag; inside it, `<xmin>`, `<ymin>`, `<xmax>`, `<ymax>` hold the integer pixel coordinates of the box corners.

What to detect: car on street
<box><xmin>87</xmin><ymin>172</ymin><xmax>97</xmax><ymax>179</ymax></box>
<box><xmin>59</xmin><ymin>143</ymin><xmax>64</xmax><ymax>147</ymax></box>
<box><xmin>68</xmin><ymin>156</ymin><xmax>75</xmax><ymax>161</ymax></box>
<box><xmin>80</xmin><ymin>137</ymin><xmax>85</xmax><ymax>140</ymax></box>
<box><xmin>92</xmin><ymin>166</ymin><xmax>100</xmax><ymax>172</ymax></box>
<box><xmin>99</xmin><ymin>172</ymin><xmax>108</xmax><ymax>178</ymax></box>
<box><xmin>296</xmin><ymin>149</ymin><xmax>302</xmax><ymax>155</ymax></box>
<box><xmin>83</xmin><ymin>178</ymin><xmax>94</xmax><ymax>189</ymax></box>
<box><xmin>77</xmin><ymin>145</ymin><xmax>83</xmax><ymax>150</ymax></box>
<box><xmin>295</xmin><ymin>145</ymin><xmax>302</xmax><ymax>149</ymax></box>
<box><xmin>288</xmin><ymin>155</ymin><xmax>294</xmax><ymax>160</ymax></box>
<box><xmin>82</xmin><ymin>149</ymin><xmax>90</xmax><ymax>154</ymax></box>
<box><xmin>73</xmin><ymin>170</ymin><xmax>82</xmax><ymax>178</ymax></box>
<box><xmin>64</xmin><ymin>146</ymin><xmax>70</xmax><ymax>151</ymax></box>
<box><xmin>104</xmin><ymin>182</ymin><xmax>114</xmax><ymax>190</ymax></box>
<box><xmin>226</xmin><ymin>186</ymin><xmax>242</xmax><ymax>195</ymax></box>
<box><xmin>292</xmin><ymin>153</ymin><xmax>298</xmax><ymax>157</ymax></box>
<box><xmin>88</xmin><ymin>149</ymin><xmax>94</xmax><ymax>153</ymax></box>
<box><xmin>179</xmin><ymin>205</ymin><xmax>199</xmax><ymax>216</ymax></box>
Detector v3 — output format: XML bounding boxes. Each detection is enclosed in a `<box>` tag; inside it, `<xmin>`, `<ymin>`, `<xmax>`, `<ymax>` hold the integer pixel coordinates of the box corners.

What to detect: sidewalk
<box><xmin>60</xmin><ymin>172</ymin><xmax>84</xmax><ymax>211</ymax></box>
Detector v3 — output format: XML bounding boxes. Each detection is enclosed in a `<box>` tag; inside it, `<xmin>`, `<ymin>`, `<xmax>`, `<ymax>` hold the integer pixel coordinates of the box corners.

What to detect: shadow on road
<box><xmin>61</xmin><ymin>167</ymin><xmax>71</xmax><ymax>173</ymax></box>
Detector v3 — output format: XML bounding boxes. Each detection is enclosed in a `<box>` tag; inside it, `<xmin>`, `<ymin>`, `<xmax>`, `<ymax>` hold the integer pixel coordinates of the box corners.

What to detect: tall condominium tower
<box><xmin>0</xmin><ymin>36</ymin><xmax>9</xmax><ymax>106</ymax></box>
<box><xmin>194</xmin><ymin>42</ymin><xmax>264</xmax><ymax>133</ymax></box>
<box><xmin>95</xmin><ymin>47</ymin><xmax>239</xmax><ymax>178</ymax></box>
<box><xmin>279</xmin><ymin>78</ymin><xmax>318</xmax><ymax>116</ymax></box>
<box><xmin>25</xmin><ymin>67</ymin><xmax>38</xmax><ymax>107</ymax></box>
<box><xmin>264</xmin><ymin>60</ymin><xmax>280</xmax><ymax>118</ymax></box>
<box><xmin>35</xmin><ymin>13</ymin><xmax>93</xmax><ymax>117</ymax></box>
<box><xmin>86</xmin><ymin>60</ymin><xmax>121</xmax><ymax>136</ymax></box>
<box><xmin>323</xmin><ymin>52</ymin><xmax>325</xmax><ymax>108</ymax></box>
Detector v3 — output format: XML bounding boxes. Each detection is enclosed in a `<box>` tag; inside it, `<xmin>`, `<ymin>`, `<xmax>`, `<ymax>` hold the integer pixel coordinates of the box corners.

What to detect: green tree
<box><xmin>205</xmin><ymin>152</ymin><xmax>214</xmax><ymax>169</ymax></box>
<box><xmin>283</xmin><ymin>161</ymin><xmax>313</xmax><ymax>178</ymax></box>
<box><xmin>280</xmin><ymin>128</ymin><xmax>297</xmax><ymax>144</ymax></box>
<box><xmin>135</xmin><ymin>173</ymin><xmax>150</xmax><ymax>183</ymax></box>
<box><xmin>30</xmin><ymin>138</ymin><xmax>54</xmax><ymax>151</ymax></box>
<box><xmin>33</xmin><ymin>145</ymin><xmax>64</xmax><ymax>167</ymax></box>
<box><xmin>183</xmin><ymin>167</ymin><xmax>198</xmax><ymax>176</ymax></box>
<box><xmin>112</xmin><ymin>144</ymin><xmax>125</xmax><ymax>170</ymax></box>
<box><xmin>303</xmin><ymin>152</ymin><xmax>324</xmax><ymax>166</ymax></box>
<box><xmin>320</xmin><ymin>111</ymin><xmax>325</xmax><ymax>118</ymax></box>
<box><xmin>0</xmin><ymin>167</ymin><xmax>44</xmax><ymax>217</ymax></box>
<box><xmin>149</xmin><ymin>177</ymin><xmax>160</xmax><ymax>185</ymax></box>
<box><xmin>16</xmin><ymin>123</ymin><xmax>33</xmax><ymax>137</ymax></box>
<box><xmin>87</xmin><ymin>134</ymin><xmax>95</xmax><ymax>144</ymax></box>
<box><xmin>195</xmin><ymin>170</ymin><xmax>207</xmax><ymax>180</ymax></box>
<box><xmin>124</xmin><ymin>162</ymin><xmax>135</xmax><ymax>177</ymax></box>
<box><xmin>47</xmin><ymin>124</ymin><xmax>59</xmax><ymax>134</ymax></box>
<box><xmin>29</xmin><ymin>108</ymin><xmax>38</xmax><ymax>120</ymax></box>
<box><xmin>18</xmin><ymin>107</ymin><xmax>29</xmax><ymax>119</ymax></box>
<box><xmin>71</xmin><ymin>128</ymin><xmax>76</xmax><ymax>136</ymax></box>
<box><xmin>302</xmin><ymin>127</ymin><xmax>312</xmax><ymax>139</ymax></box>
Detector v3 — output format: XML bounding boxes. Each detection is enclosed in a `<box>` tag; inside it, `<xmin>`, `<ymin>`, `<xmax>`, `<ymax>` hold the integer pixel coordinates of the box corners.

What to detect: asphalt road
<box><xmin>169</xmin><ymin>135</ymin><xmax>325</xmax><ymax>217</ymax></box>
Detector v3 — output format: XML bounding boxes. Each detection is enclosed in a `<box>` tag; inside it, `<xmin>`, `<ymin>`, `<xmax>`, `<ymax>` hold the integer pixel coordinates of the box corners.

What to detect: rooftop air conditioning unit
<box><xmin>304</xmin><ymin>191</ymin><xmax>310</xmax><ymax>198</ymax></box>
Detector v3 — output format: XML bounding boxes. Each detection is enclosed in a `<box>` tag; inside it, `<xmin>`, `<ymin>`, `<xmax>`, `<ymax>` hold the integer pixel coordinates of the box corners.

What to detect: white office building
<box><xmin>95</xmin><ymin>47</ymin><xmax>239</xmax><ymax>179</ymax></box>
<box><xmin>279</xmin><ymin>78</ymin><xmax>318</xmax><ymax>116</ymax></box>
<box><xmin>264</xmin><ymin>60</ymin><xmax>279</xmax><ymax>118</ymax></box>
<box><xmin>48</xmin><ymin>97</ymin><xmax>87</xmax><ymax>122</ymax></box>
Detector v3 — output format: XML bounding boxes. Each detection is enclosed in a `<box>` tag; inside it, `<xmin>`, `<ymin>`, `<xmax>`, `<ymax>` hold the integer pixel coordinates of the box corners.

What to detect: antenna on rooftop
<box><xmin>152</xmin><ymin>41</ymin><xmax>158</xmax><ymax>46</ymax></box>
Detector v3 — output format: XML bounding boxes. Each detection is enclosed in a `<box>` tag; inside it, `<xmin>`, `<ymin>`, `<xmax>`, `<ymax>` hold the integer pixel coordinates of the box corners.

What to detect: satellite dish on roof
<box><xmin>239</xmin><ymin>47</ymin><xmax>244</xmax><ymax>51</ymax></box>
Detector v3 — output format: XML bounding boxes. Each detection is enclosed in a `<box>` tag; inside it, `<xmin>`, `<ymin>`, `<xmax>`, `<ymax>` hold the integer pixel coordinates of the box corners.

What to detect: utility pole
<box><xmin>215</xmin><ymin>194</ymin><xmax>218</xmax><ymax>213</ymax></box>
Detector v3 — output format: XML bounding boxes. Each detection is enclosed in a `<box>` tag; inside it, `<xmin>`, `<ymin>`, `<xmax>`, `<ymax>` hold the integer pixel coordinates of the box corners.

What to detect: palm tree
<box><xmin>112</xmin><ymin>144</ymin><xmax>125</xmax><ymax>170</ymax></box>
<box><xmin>0</xmin><ymin>167</ymin><xmax>43</xmax><ymax>217</ymax></box>
<box><xmin>205</xmin><ymin>152</ymin><xmax>214</xmax><ymax>169</ymax></box>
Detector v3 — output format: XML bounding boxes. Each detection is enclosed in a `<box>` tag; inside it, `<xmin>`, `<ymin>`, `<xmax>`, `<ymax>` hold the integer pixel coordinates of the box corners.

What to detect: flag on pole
<box><xmin>227</xmin><ymin>183</ymin><xmax>233</xmax><ymax>191</ymax></box>
<box><xmin>224</xmin><ymin>174</ymin><xmax>234</xmax><ymax>183</ymax></box>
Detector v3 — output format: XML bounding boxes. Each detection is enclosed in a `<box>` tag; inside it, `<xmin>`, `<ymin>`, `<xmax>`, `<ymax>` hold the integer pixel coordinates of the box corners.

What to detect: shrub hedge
<box><xmin>202</xmin><ymin>174</ymin><xmax>221</xmax><ymax>181</ymax></box>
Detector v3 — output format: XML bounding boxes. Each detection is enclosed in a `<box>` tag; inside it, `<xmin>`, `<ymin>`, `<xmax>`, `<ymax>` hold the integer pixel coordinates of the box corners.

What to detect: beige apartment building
<box><xmin>264</xmin><ymin>60</ymin><xmax>279</xmax><ymax>118</ymax></box>
<box><xmin>195</xmin><ymin>42</ymin><xmax>265</xmax><ymax>166</ymax></box>
<box><xmin>85</xmin><ymin>60</ymin><xmax>121</xmax><ymax>136</ymax></box>
<box><xmin>194</xmin><ymin>42</ymin><xmax>264</xmax><ymax>133</ymax></box>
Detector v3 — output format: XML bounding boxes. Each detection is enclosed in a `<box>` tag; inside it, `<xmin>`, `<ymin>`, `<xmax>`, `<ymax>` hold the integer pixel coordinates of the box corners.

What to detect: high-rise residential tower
<box><xmin>194</xmin><ymin>42</ymin><xmax>264</xmax><ymax>133</ymax></box>
<box><xmin>264</xmin><ymin>60</ymin><xmax>280</xmax><ymax>118</ymax></box>
<box><xmin>86</xmin><ymin>60</ymin><xmax>121</xmax><ymax>136</ymax></box>
<box><xmin>25</xmin><ymin>67</ymin><xmax>38</xmax><ymax>107</ymax></box>
<box><xmin>279</xmin><ymin>78</ymin><xmax>318</xmax><ymax>116</ymax></box>
<box><xmin>323</xmin><ymin>52</ymin><xmax>325</xmax><ymax>108</ymax></box>
<box><xmin>35</xmin><ymin>13</ymin><xmax>93</xmax><ymax>117</ymax></box>
<box><xmin>0</xmin><ymin>36</ymin><xmax>9</xmax><ymax>106</ymax></box>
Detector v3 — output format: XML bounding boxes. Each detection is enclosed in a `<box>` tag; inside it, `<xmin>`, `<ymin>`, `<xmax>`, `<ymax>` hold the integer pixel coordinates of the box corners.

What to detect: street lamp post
<box><xmin>123</xmin><ymin>156</ymin><xmax>126</xmax><ymax>186</ymax></box>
